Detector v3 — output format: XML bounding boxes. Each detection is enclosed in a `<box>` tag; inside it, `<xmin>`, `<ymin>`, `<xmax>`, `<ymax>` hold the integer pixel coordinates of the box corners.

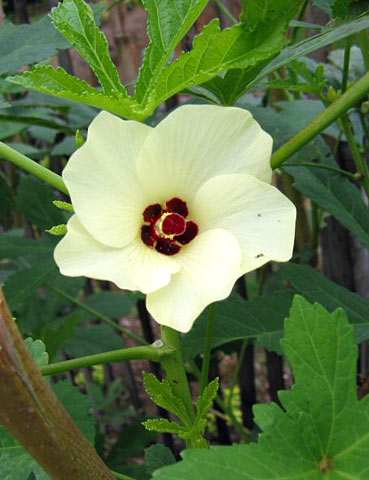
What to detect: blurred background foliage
<box><xmin>1</xmin><ymin>0</ymin><xmax>369</xmax><ymax>478</ymax></box>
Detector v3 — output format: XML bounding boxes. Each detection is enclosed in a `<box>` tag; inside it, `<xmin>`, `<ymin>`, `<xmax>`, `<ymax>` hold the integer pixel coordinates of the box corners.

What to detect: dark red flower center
<box><xmin>141</xmin><ymin>197</ymin><xmax>199</xmax><ymax>256</ymax></box>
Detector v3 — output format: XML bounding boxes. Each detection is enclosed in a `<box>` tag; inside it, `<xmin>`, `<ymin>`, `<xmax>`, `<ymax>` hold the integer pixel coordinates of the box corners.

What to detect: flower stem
<box><xmin>0</xmin><ymin>141</ymin><xmax>68</xmax><ymax>194</ymax></box>
<box><xmin>199</xmin><ymin>303</ymin><xmax>217</xmax><ymax>395</ymax></box>
<box><xmin>358</xmin><ymin>30</ymin><xmax>369</xmax><ymax>72</ymax></box>
<box><xmin>340</xmin><ymin>114</ymin><xmax>369</xmax><ymax>197</ymax></box>
<box><xmin>227</xmin><ymin>339</ymin><xmax>248</xmax><ymax>409</ymax></box>
<box><xmin>46</xmin><ymin>283</ymin><xmax>148</xmax><ymax>345</ymax></box>
<box><xmin>271</xmin><ymin>70</ymin><xmax>369</xmax><ymax>169</ymax></box>
<box><xmin>284</xmin><ymin>162</ymin><xmax>360</xmax><ymax>180</ymax></box>
<box><xmin>111</xmin><ymin>471</ymin><xmax>137</xmax><ymax>480</ymax></box>
<box><xmin>342</xmin><ymin>36</ymin><xmax>353</xmax><ymax>94</ymax></box>
<box><xmin>41</xmin><ymin>345</ymin><xmax>174</xmax><ymax>376</ymax></box>
<box><xmin>160</xmin><ymin>326</ymin><xmax>195</xmax><ymax>423</ymax></box>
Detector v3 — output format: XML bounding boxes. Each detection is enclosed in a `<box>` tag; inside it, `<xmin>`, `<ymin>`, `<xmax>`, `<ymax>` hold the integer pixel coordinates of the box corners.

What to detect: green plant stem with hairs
<box><xmin>271</xmin><ymin>70</ymin><xmax>369</xmax><ymax>169</ymax></box>
<box><xmin>199</xmin><ymin>303</ymin><xmax>217</xmax><ymax>395</ymax></box>
<box><xmin>41</xmin><ymin>344</ymin><xmax>174</xmax><ymax>376</ymax></box>
<box><xmin>0</xmin><ymin>141</ymin><xmax>68</xmax><ymax>194</ymax></box>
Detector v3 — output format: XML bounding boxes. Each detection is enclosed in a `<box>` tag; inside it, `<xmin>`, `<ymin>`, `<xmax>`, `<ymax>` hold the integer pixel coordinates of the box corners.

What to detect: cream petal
<box><xmin>54</xmin><ymin>216</ymin><xmax>180</xmax><ymax>294</ymax></box>
<box><xmin>192</xmin><ymin>174</ymin><xmax>296</xmax><ymax>273</ymax></box>
<box><xmin>146</xmin><ymin>229</ymin><xmax>243</xmax><ymax>333</ymax></box>
<box><xmin>136</xmin><ymin>105</ymin><xmax>272</xmax><ymax>205</ymax></box>
<box><xmin>63</xmin><ymin>111</ymin><xmax>152</xmax><ymax>248</ymax></box>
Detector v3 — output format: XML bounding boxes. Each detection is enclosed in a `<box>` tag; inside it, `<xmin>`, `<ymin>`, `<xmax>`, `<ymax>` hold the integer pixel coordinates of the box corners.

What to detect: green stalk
<box><xmin>111</xmin><ymin>472</ymin><xmax>137</xmax><ymax>480</ymax></box>
<box><xmin>271</xmin><ymin>70</ymin><xmax>369</xmax><ymax>169</ymax></box>
<box><xmin>342</xmin><ymin>36</ymin><xmax>353</xmax><ymax>94</ymax></box>
<box><xmin>0</xmin><ymin>141</ymin><xmax>68</xmax><ymax>194</ymax></box>
<box><xmin>161</xmin><ymin>326</ymin><xmax>195</xmax><ymax>424</ymax></box>
<box><xmin>341</xmin><ymin>114</ymin><xmax>369</xmax><ymax>197</ymax></box>
<box><xmin>199</xmin><ymin>303</ymin><xmax>217</xmax><ymax>395</ymax></box>
<box><xmin>41</xmin><ymin>345</ymin><xmax>174</xmax><ymax>376</ymax></box>
<box><xmin>358</xmin><ymin>30</ymin><xmax>369</xmax><ymax>72</ymax></box>
<box><xmin>285</xmin><ymin>162</ymin><xmax>360</xmax><ymax>180</ymax></box>
<box><xmin>46</xmin><ymin>283</ymin><xmax>147</xmax><ymax>345</ymax></box>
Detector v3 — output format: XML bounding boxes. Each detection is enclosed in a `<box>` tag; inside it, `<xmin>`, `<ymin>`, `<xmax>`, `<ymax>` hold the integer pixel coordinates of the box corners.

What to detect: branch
<box><xmin>41</xmin><ymin>344</ymin><xmax>175</xmax><ymax>376</ymax></box>
<box><xmin>0</xmin><ymin>286</ymin><xmax>115</xmax><ymax>480</ymax></box>
<box><xmin>271</xmin><ymin>71</ymin><xmax>369</xmax><ymax>169</ymax></box>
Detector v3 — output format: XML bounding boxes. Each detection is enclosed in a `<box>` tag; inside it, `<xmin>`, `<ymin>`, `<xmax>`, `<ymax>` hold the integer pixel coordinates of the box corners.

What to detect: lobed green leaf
<box><xmin>50</xmin><ymin>0</ymin><xmax>127</xmax><ymax>96</ymax></box>
<box><xmin>135</xmin><ymin>0</ymin><xmax>209</xmax><ymax>103</ymax></box>
<box><xmin>7</xmin><ymin>65</ymin><xmax>138</xmax><ymax>120</ymax></box>
<box><xmin>143</xmin><ymin>372</ymin><xmax>191</xmax><ymax>426</ymax></box>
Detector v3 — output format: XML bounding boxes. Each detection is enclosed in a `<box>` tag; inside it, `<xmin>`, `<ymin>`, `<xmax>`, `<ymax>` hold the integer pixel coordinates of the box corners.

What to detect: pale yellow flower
<box><xmin>54</xmin><ymin>105</ymin><xmax>296</xmax><ymax>332</ymax></box>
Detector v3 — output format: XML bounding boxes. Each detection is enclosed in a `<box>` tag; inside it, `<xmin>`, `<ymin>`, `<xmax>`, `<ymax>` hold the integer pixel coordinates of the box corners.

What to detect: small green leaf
<box><xmin>196</xmin><ymin>378</ymin><xmax>219</xmax><ymax>422</ymax></box>
<box><xmin>143</xmin><ymin>372</ymin><xmax>191</xmax><ymax>425</ymax></box>
<box><xmin>75</xmin><ymin>129</ymin><xmax>85</xmax><ymax>148</ymax></box>
<box><xmin>8</xmin><ymin>65</ymin><xmax>136</xmax><ymax>120</ymax></box>
<box><xmin>53</xmin><ymin>200</ymin><xmax>74</xmax><ymax>213</ymax></box>
<box><xmin>24</xmin><ymin>338</ymin><xmax>49</xmax><ymax>368</ymax></box>
<box><xmin>143</xmin><ymin>418</ymin><xmax>188</xmax><ymax>436</ymax></box>
<box><xmin>145</xmin><ymin>444</ymin><xmax>176</xmax><ymax>475</ymax></box>
<box><xmin>46</xmin><ymin>224</ymin><xmax>68</xmax><ymax>236</ymax></box>
<box><xmin>50</xmin><ymin>0</ymin><xmax>127</xmax><ymax>96</ymax></box>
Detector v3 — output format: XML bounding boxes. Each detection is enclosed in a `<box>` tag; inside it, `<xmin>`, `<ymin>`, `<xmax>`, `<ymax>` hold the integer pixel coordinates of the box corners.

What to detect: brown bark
<box><xmin>0</xmin><ymin>0</ymin><xmax>5</xmax><ymax>27</ymax></box>
<box><xmin>0</xmin><ymin>287</ymin><xmax>115</xmax><ymax>480</ymax></box>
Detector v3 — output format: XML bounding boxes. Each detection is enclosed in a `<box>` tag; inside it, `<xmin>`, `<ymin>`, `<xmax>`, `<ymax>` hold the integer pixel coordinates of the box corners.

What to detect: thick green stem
<box><xmin>0</xmin><ymin>141</ymin><xmax>68</xmax><ymax>194</ymax></box>
<box><xmin>161</xmin><ymin>326</ymin><xmax>195</xmax><ymax>424</ymax></box>
<box><xmin>46</xmin><ymin>283</ymin><xmax>147</xmax><ymax>345</ymax></box>
<box><xmin>271</xmin><ymin>71</ymin><xmax>369</xmax><ymax>169</ymax></box>
<box><xmin>199</xmin><ymin>304</ymin><xmax>217</xmax><ymax>395</ymax></box>
<box><xmin>41</xmin><ymin>345</ymin><xmax>174</xmax><ymax>376</ymax></box>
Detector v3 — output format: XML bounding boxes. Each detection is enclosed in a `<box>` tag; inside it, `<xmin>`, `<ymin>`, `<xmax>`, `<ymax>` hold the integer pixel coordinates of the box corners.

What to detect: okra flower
<box><xmin>54</xmin><ymin>106</ymin><xmax>296</xmax><ymax>332</ymax></box>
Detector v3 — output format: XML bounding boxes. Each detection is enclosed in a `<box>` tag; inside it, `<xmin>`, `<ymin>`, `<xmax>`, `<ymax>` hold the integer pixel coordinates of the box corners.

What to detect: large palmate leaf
<box><xmin>0</xmin><ymin>340</ymin><xmax>95</xmax><ymax>480</ymax></box>
<box><xmin>135</xmin><ymin>0</ymin><xmax>209</xmax><ymax>103</ymax></box>
<box><xmin>286</xmin><ymin>159</ymin><xmax>369</xmax><ymax>251</ymax></box>
<box><xmin>154</xmin><ymin>297</ymin><xmax>369</xmax><ymax>479</ymax></box>
<box><xmin>50</xmin><ymin>0</ymin><xmax>126</xmax><ymax>96</ymax></box>
<box><xmin>200</xmin><ymin>13</ymin><xmax>369</xmax><ymax>104</ymax></box>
